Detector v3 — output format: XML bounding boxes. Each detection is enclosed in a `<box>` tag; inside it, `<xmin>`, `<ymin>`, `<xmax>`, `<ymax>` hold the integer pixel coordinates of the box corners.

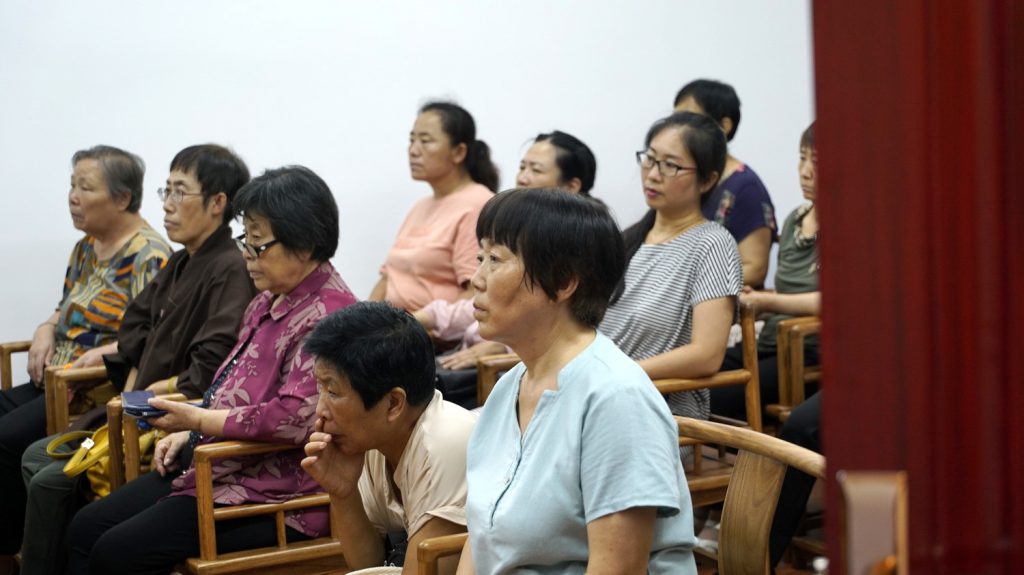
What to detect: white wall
<box><xmin>0</xmin><ymin>0</ymin><xmax>814</xmax><ymax>379</ymax></box>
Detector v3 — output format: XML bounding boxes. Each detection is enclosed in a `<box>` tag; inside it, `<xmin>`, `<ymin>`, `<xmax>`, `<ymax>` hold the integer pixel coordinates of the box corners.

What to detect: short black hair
<box><xmin>304</xmin><ymin>302</ymin><xmax>436</xmax><ymax>409</ymax></box>
<box><xmin>534</xmin><ymin>131</ymin><xmax>598</xmax><ymax>196</ymax></box>
<box><xmin>170</xmin><ymin>145</ymin><xmax>251</xmax><ymax>224</ymax></box>
<box><xmin>476</xmin><ymin>188</ymin><xmax>625</xmax><ymax>328</ymax></box>
<box><xmin>71</xmin><ymin>145</ymin><xmax>145</xmax><ymax>213</ymax></box>
<box><xmin>233</xmin><ymin>166</ymin><xmax>339</xmax><ymax>261</ymax></box>
<box><xmin>673</xmin><ymin>79</ymin><xmax>742</xmax><ymax>141</ymax></box>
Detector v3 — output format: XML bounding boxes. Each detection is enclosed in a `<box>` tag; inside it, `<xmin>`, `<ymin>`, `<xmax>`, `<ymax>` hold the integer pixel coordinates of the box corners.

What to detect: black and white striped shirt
<box><xmin>599</xmin><ymin>221</ymin><xmax>743</xmax><ymax>420</ymax></box>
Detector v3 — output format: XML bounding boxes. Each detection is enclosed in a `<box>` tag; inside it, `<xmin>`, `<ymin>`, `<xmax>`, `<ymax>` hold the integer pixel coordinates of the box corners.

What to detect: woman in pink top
<box><xmin>416</xmin><ymin>131</ymin><xmax>599</xmax><ymax>407</ymax></box>
<box><xmin>369</xmin><ymin>101</ymin><xmax>499</xmax><ymax>312</ymax></box>
<box><xmin>67</xmin><ymin>166</ymin><xmax>358</xmax><ymax>575</ymax></box>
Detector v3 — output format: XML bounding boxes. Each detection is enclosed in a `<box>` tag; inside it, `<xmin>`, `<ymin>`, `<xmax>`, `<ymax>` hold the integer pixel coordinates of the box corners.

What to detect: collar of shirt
<box><xmin>248</xmin><ymin>260</ymin><xmax>337</xmax><ymax>322</ymax></box>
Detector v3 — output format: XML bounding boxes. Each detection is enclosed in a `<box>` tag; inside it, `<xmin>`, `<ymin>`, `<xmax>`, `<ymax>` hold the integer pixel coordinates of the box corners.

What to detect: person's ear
<box><xmin>555</xmin><ymin>276</ymin><xmax>580</xmax><ymax>304</ymax></box>
<box><xmin>206</xmin><ymin>191</ymin><xmax>228</xmax><ymax>218</ymax></box>
<box><xmin>718</xmin><ymin>117</ymin><xmax>735</xmax><ymax>139</ymax></box>
<box><xmin>700</xmin><ymin>171</ymin><xmax>721</xmax><ymax>195</ymax></box>
<box><xmin>564</xmin><ymin>178</ymin><xmax>583</xmax><ymax>194</ymax></box>
<box><xmin>450</xmin><ymin>142</ymin><xmax>468</xmax><ymax>166</ymax></box>
<box><xmin>385</xmin><ymin>388</ymin><xmax>408</xmax><ymax>422</ymax></box>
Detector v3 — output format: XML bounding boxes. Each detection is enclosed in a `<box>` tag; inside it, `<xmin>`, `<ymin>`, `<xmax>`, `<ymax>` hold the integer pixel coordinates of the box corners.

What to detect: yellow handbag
<box><xmin>46</xmin><ymin>423</ymin><xmax>161</xmax><ymax>498</ymax></box>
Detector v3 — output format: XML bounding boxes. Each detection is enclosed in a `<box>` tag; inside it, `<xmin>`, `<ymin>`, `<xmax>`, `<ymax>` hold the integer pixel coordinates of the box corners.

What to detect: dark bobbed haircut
<box><xmin>71</xmin><ymin>145</ymin><xmax>146</xmax><ymax>213</ymax></box>
<box><xmin>673</xmin><ymin>79</ymin><xmax>742</xmax><ymax>142</ymax></box>
<box><xmin>304</xmin><ymin>302</ymin><xmax>436</xmax><ymax>409</ymax></box>
<box><xmin>534</xmin><ymin>131</ymin><xmax>598</xmax><ymax>196</ymax></box>
<box><xmin>800</xmin><ymin>122</ymin><xmax>816</xmax><ymax>150</ymax></box>
<box><xmin>615</xmin><ymin>112</ymin><xmax>728</xmax><ymax>303</ymax></box>
<box><xmin>476</xmin><ymin>188</ymin><xmax>625</xmax><ymax>328</ymax></box>
<box><xmin>233</xmin><ymin>166</ymin><xmax>339</xmax><ymax>261</ymax></box>
<box><xmin>420</xmin><ymin>101</ymin><xmax>500</xmax><ymax>192</ymax></box>
<box><xmin>170</xmin><ymin>145</ymin><xmax>251</xmax><ymax>224</ymax></box>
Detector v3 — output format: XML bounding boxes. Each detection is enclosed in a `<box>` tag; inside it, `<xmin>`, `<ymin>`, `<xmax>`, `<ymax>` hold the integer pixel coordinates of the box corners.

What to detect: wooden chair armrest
<box><xmin>0</xmin><ymin>340</ymin><xmax>31</xmax><ymax>391</ymax></box>
<box><xmin>776</xmin><ymin>316</ymin><xmax>821</xmax><ymax>410</ymax></box>
<box><xmin>777</xmin><ymin>315</ymin><xmax>821</xmax><ymax>332</ymax></box>
<box><xmin>654</xmin><ymin>302</ymin><xmax>763</xmax><ymax>434</ymax></box>
<box><xmin>417</xmin><ymin>533</ymin><xmax>469</xmax><ymax>575</ymax></box>
<box><xmin>44</xmin><ymin>365</ymin><xmax>109</xmax><ymax>435</ymax></box>
<box><xmin>193</xmin><ymin>440</ymin><xmax>312</xmax><ymax>560</ymax></box>
<box><xmin>193</xmin><ymin>439</ymin><xmax>297</xmax><ymax>463</ymax></box>
<box><xmin>477</xmin><ymin>353</ymin><xmax>520</xmax><ymax>406</ymax></box>
<box><xmin>653</xmin><ymin>371</ymin><xmax>751</xmax><ymax>394</ymax></box>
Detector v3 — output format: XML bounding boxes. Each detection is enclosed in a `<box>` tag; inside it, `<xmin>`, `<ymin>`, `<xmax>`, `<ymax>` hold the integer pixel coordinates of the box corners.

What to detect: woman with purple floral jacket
<box><xmin>67</xmin><ymin>166</ymin><xmax>357</xmax><ymax>575</ymax></box>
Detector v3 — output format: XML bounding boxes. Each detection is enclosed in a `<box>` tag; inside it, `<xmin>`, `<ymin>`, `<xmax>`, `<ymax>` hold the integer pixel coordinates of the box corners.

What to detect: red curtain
<box><xmin>814</xmin><ymin>1</ymin><xmax>1024</xmax><ymax>572</ymax></box>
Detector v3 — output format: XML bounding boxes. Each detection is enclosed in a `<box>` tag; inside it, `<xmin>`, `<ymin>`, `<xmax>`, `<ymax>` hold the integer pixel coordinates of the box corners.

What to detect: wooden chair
<box><xmin>677</xmin><ymin>417</ymin><xmax>825</xmax><ymax>575</ymax></box>
<box><xmin>766</xmin><ymin>316</ymin><xmax>821</xmax><ymax>423</ymax></box>
<box><xmin>44</xmin><ymin>365</ymin><xmax>110</xmax><ymax>434</ymax></box>
<box><xmin>0</xmin><ymin>340</ymin><xmax>31</xmax><ymax>391</ymax></box>
<box><xmin>177</xmin><ymin>440</ymin><xmax>348</xmax><ymax>575</ymax></box>
<box><xmin>417</xmin><ymin>533</ymin><xmax>468</xmax><ymax>575</ymax></box>
<box><xmin>653</xmin><ymin>302</ymin><xmax>762</xmax><ymax>508</ymax></box>
<box><xmin>475</xmin><ymin>353</ymin><xmax>518</xmax><ymax>405</ymax></box>
<box><xmin>415</xmin><ymin>415</ymin><xmax>824</xmax><ymax>575</ymax></box>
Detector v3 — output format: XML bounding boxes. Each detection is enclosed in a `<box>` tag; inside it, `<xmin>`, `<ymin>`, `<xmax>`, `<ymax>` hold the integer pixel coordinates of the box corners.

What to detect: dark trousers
<box><xmin>67</xmin><ymin>470</ymin><xmax>308</xmax><ymax>575</ymax></box>
<box><xmin>710</xmin><ymin>345</ymin><xmax>820</xmax><ymax>422</ymax></box>
<box><xmin>768</xmin><ymin>391</ymin><xmax>822</xmax><ymax>568</ymax></box>
<box><xmin>0</xmin><ymin>383</ymin><xmax>46</xmax><ymax>554</ymax></box>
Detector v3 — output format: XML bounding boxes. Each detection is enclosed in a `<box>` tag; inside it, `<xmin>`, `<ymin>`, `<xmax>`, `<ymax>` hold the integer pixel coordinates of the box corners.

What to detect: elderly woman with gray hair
<box><xmin>0</xmin><ymin>145</ymin><xmax>170</xmax><ymax>574</ymax></box>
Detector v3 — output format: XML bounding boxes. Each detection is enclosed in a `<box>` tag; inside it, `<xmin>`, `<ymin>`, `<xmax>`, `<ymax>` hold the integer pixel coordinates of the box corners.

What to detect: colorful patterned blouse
<box><xmin>170</xmin><ymin>261</ymin><xmax>357</xmax><ymax>538</ymax></box>
<box><xmin>52</xmin><ymin>225</ymin><xmax>171</xmax><ymax>368</ymax></box>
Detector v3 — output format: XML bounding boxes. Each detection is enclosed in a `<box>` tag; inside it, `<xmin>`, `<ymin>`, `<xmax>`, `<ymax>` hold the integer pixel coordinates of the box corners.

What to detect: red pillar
<box><xmin>813</xmin><ymin>1</ymin><xmax>1024</xmax><ymax>572</ymax></box>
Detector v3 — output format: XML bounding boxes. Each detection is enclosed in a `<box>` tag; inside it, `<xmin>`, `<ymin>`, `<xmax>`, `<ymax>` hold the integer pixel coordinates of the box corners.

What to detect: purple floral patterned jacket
<box><xmin>169</xmin><ymin>262</ymin><xmax>357</xmax><ymax>537</ymax></box>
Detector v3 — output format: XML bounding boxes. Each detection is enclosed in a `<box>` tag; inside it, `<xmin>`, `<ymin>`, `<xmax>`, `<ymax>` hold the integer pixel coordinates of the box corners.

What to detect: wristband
<box><xmin>167</xmin><ymin>376</ymin><xmax>178</xmax><ymax>394</ymax></box>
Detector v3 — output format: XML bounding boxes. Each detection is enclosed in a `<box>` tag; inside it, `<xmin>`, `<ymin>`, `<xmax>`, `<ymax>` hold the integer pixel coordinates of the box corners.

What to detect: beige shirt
<box><xmin>358</xmin><ymin>390</ymin><xmax>478</xmax><ymax>537</ymax></box>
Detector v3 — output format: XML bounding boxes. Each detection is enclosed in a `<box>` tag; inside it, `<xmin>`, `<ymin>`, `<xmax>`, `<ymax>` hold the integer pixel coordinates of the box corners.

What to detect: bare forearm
<box><xmin>330</xmin><ymin>496</ymin><xmax>386</xmax><ymax>570</ymax></box>
<box><xmin>754</xmin><ymin>291</ymin><xmax>820</xmax><ymax>316</ymax></box>
<box><xmin>637</xmin><ymin>342</ymin><xmax>724</xmax><ymax>381</ymax></box>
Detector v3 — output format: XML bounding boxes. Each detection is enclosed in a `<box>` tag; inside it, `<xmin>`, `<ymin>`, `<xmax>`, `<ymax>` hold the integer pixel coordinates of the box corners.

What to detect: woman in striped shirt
<box><xmin>600</xmin><ymin>112</ymin><xmax>743</xmax><ymax>422</ymax></box>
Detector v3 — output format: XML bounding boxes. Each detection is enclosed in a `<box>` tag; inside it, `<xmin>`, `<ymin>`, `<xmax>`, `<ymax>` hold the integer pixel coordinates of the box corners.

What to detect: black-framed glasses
<box><xmin>635</xmin><ymin>151</ymin><xmax>698</xmax><ymax>177</ymax></box>
<box><xmin>234</xmin><ymin>233</ymin><xmax>280</xmax><ymax>259</ymax></box>
<box><xmin>157</xmin><ymin>187</ymin><xmax>204</xmax><ymax>204</ymax></box>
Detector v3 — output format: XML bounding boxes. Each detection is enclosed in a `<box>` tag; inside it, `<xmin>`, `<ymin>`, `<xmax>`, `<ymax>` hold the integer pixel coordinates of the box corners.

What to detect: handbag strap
<box><xmin>45</xmin><ymin>430</ymin><xmax>94</xmax><ymax>460</ymax></box>
<box><xmin>62</xmin><ymin>426</ymin><xmax>110</xmax><ymax>477</ymax></box>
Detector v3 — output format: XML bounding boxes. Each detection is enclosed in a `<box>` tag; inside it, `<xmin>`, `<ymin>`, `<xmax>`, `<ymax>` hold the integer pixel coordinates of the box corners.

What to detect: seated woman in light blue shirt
<box><xmin>457</xmin><ymin>188</ymin><xmax>697</xmax><ymax>575</ymax></box>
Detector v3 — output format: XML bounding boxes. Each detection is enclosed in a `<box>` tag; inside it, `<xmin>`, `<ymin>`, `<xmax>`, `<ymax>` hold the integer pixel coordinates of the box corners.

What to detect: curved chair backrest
<box><xmin>676</xmin><ymin>417</ymin><xmax>826</xmax><ymax>575</ymax></box>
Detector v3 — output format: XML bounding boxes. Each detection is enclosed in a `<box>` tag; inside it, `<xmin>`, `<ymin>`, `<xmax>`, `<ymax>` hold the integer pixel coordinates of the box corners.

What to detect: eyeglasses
<box><xmin>157</xmin><ymin>187</ymin><xmax>204</xmax><ymax>204</ymax></box>
<box><xmin>635</xmin><ymin>151</ymin><xmax>698</xmax><ymax>177</ymax></box>
<box><xmin>234</xmin><ymin>233</ymin><xmax>280</xmax><ymax>259</ymax></box>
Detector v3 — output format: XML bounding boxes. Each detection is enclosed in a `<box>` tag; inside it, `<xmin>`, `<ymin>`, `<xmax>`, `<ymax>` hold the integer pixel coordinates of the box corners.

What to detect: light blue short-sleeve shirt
<box><xmin>465</xmin><ymin>333</ymin><xmax>698</xmax><ymax>574</ymax></box>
